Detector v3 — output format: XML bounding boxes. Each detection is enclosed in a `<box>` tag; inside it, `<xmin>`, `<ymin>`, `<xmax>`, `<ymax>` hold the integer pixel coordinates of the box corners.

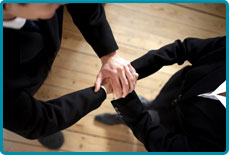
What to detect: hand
<box><xmin>102</xmin><ymin>73</ymin><xmax>138</xmax><ymax>99</ymax></box>
<box><xmin>94</xmin><ymin>51</ymin><xmax>137</xmax><ymax>98</ymax></box>
<box><xmin>102</xmin><ymin>78</ymin><xmax>113</xmax><ymax>94</ymax></box>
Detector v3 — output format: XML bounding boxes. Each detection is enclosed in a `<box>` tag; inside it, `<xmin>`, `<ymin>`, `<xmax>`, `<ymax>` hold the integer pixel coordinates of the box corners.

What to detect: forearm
<box><xmin>4</xmin><ymin>87</ymin><xmax>106</xmax><ymax>139</ymax></box>
<box><xmin>67</xmin><ymin>3</ymin><xmax>118</xmax><ymax>58</ymax></box>
<box><xmin>130</xmin><ymin>40</ymin><xmax>187</xmax><ymax>80</ymax></box>
<box><xmin>131</xmin><ymin>36</ymin><xmax>226</xmax><ymax>80</ymax></box>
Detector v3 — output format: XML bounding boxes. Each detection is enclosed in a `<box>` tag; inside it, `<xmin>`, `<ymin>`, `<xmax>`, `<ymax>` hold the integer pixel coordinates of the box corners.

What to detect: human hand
<box><xmin>102</xmin><ymin>78</ymin><xmax>113</xmax><ymax>94</ymax></box>
<box><xmin>94</xmin><ymin>51</ymin><xmax>137</xmax><ymax>98</ymax></box>
<box><xmin>102</xmin><ymin>72</ymin><xmax>138</xmax><ymax>99</ymax></box>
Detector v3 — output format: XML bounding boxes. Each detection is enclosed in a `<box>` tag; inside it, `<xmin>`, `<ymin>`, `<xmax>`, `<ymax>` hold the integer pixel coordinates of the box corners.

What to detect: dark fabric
<box><xmin>112</xmin><ymin>36</ymin><xmax>226</xmax><ymax>152</ymax></box>
<box><xmin>3</xmin><ymin>4</ymin><xmax>117</xmax><ymax>139</ymax></box>
<box><xmin>21</xmin><ymin>20</ymin><xmax>41</xmax><ymax>32</ymax></box>
<box><xmin>38</xmin><ymin>132</ymin><xmax>64</xmax><ymax>149</ymax></box>
<box><xmin>66</xmin><ymin>4</ymin><xmax>118</xmax><ymax>57</ymax></box>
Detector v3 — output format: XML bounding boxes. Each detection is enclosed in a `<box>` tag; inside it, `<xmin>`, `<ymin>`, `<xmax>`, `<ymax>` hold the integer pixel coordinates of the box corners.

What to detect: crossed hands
<box><xmin>94</xmin><ymin>51</ymin><xmax>138</xmax><ymax>99</ymax></box>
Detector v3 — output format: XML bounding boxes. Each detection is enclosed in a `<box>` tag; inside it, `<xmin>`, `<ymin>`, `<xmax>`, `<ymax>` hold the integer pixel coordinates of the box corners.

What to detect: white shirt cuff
<box><xmin>100</xmin><ymin>86</ymin><xmax>107</xmax><ymax>95</ymax></box>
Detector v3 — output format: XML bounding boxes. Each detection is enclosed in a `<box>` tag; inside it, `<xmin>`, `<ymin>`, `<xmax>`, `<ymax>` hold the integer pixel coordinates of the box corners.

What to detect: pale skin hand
<box><xmin>102</xmin><ymin>78</ymin><xmax>113</xmax><ymax>94</ymax></box>
<box><xmin>102</xmin><ymin>73</ymin><xmax>139</xmax><ymax>99</ymax></box>
<box><xmin>94</xmin><ymin>51</ymin><xmax>137</xmax><ymax>98</ymax></box>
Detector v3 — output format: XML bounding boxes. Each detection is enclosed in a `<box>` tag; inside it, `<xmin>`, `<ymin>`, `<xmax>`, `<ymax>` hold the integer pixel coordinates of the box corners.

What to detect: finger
<box><xmin>110</xmin><ymin>75</ymin><xmax>122</xmax><ymax>99</ymax></box>
<box><xmin>128</xmin><ymin>64</ymin><xmax>137</xmax><ymax>81</ymax></box>
<box><xmin>124</xmin><ymin>66</ymin><xmax>135</xmax><ymax>92</ymax></box>
<box><xmin>128</xmin><ymin>63</ymin><xmax>136</xmax><ymax>73</ymax></box>
<box><xmin>133</xmin><ymin>73</ymin><xmax>139</xmax><ymax>90</ymax></box>
<box><xmin>118</xmin><ymin>68</ymin><xmax>129</xmax><ymax>98</ymax></box>
<box><xmin>128</xmin><ymin>64</ymin><xmax>138</xmax><ymax>91</ymax></box>
<box><xmin>94</xmin><ymin>73</ymin><xmax>103</xmax><ymax>93</ymax></box>
<box><xmin>128</xmin><ymin>64</ymin><xmax>137</xmax><ymax>77</ymax></box>
<box><xmin>135</xmin><ymin>73</ymin><xmax>139</xmax><ymax>80</ymax></box>
<box><xmin>110</xmin><ymin>79</ymin><xmax>118</xmax><ymax>99</ymax></box>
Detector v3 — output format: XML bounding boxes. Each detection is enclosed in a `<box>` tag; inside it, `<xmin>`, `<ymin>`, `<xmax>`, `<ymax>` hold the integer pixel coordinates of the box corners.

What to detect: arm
<box><xmin>131</xmin><ymin>36</ymin><xmax>226</xmax><ymax>80</ymax></box>
<box><xmin>66</xmin><ymin>3</ymin><xmax>118</xmax><ymax>58</ymax></box>
<box><xmin>4</xmin><ymin>87</ymin><xmax>106</xmax><ymax>139</ymax></box>
<box><xmin>67</xmin><ymin>3</ymin><xmax>137</xmax><ymax>99</ymax></box>
<box><xmin>111</xmin><ymin>91</ymin><xmax>196</xmax><ymax>152</ymax></box>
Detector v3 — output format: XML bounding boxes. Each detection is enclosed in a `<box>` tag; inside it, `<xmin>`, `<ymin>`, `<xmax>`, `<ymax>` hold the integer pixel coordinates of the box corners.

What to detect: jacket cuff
<box><xmin>92</xmin><ymin>38</ymin><xmax>119</xmax><ymax>58</ymax></box>
<box><xmin>111</xmin><ymin>91</ymin><xmax>145</xmax><ymax>123</ymax></box>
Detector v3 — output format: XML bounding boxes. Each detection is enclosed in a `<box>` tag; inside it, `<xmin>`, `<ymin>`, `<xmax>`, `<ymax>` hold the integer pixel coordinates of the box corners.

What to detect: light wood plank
<box><xmin>175</xmin><ymin>3</ymin><xmax>226</xmax><ymax>18</ymax></box>
<box><xmin>105</xmin><ymin>4</ymin><xmax>224</xmax><ymax>40</ymax></box>
<box><xmin>3</xmin><ymin>129</ymin><xmax>146</xmax><ymax>152</ymax></box>
<box><xmin>112</xmin><ymin>3</ymin><xmax>225</xmax><ymax>34</ymax></box>
<box><xmin>3</xmin><ymin>140</ymin><xmax>61</xmax><ymax>152</ymax></box>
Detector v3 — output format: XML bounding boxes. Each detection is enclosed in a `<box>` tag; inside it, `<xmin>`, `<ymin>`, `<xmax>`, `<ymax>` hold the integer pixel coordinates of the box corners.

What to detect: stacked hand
<box><xmin>94</xmin><ymin>51</ymin><xmax>138</xmax><ymax>99</ymax></box>
<box><xmin>101</xmin><ymin>73</ymin><xmax>138</xmax><ymax>99</ymax></box>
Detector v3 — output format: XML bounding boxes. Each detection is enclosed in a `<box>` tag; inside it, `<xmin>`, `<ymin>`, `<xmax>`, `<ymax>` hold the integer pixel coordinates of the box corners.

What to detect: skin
<box><xmin>96</xmin><ymin>52</ymin><xmax>137</xmax><ymax>98</ymax></box>
<box><xmin>3</xmin><ymin>3</ymin><xmax>137</xmax><ymax>99</ymax></box>
<box><xmin>103</xmin><ymin>73</ymin><xmax>139</xmax><ymax>99</ymax></box>
<box><xmin>3</xmin><ymin>3</ymin><xmax>65</xmax><ymax>20</ymax></box>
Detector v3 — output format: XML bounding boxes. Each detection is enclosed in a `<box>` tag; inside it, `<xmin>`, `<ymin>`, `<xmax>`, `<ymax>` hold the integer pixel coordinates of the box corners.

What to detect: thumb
<box><xmin>94</xmin><ymin>73</ymin><xmax>103</xmax><ymax>93</ymax></box>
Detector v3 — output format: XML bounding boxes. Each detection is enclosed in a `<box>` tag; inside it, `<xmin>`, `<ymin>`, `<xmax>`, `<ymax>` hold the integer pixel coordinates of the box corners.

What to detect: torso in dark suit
<box><xmin>111</xmin><ymin>36</ymin><xmax>226</xmax><ymax>152</ymax></box>
<box><xmin>4</xmin><ymin>4</ymin><xmax>118</xmax><ymax>139</ymax></box>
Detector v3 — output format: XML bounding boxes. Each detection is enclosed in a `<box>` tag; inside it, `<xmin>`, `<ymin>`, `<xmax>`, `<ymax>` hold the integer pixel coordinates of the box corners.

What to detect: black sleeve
<box><xmin>111</xmin><ymin>91</ymin><xmax>196</xmax><ymax>152</ymax></box>
<box><xmin>3</xmin><ymin>87</ymin><xmax>106</xmax><ymax>139</ymax></box>
<box><xmin>131</xmin><ymin>36</ymin><xmax>226</xmax><ymax>79</ymax></box>
<box><xmin>66</xmin><ymin>3</ymin><xmax>118</xmax><ymax>58</ymax></box>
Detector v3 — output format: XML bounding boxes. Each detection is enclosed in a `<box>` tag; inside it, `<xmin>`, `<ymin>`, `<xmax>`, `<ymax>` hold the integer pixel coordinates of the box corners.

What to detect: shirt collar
<box><xmin>3</xmin><ymin>17</ymin><xmax>26</xmax><ymax>29</ymax></box>
<box><xmin>198</xmin><ymin>81</ymin><xmax>226</xmax><ymax>108</ymax></box>
<box><xmin>214</xmin><ymin>81</ymin><xmax>226</xmax><ymax>108</ymax></box>
<box><xmin>213</xmin><ymin>81</ymin><xmax>226</xmax><ymax>95</ymax></box>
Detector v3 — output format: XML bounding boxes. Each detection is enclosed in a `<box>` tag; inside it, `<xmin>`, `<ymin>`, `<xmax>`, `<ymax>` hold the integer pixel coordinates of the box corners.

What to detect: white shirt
<box><xmin>198</xmin><ymin>81</ymin><xmax>226</xmax><ymax>108</ymax></box>
<box><xmin>3</xmin><ymin>17</ymin><xmax>26</xmax><ymax>29</ymax></box>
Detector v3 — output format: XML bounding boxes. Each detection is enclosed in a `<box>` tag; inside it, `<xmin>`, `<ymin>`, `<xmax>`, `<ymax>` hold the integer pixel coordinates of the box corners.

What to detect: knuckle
<box><xmin>123</xmin><ymin>82</ymin><xmax>129</xmax><ymax>87</ymax></box>
<box><xmin>117</xmin><ymin>66</ymin><xmax>123</xmax><ymax>72</ymax></box>
<box><xmin>110</xmin><ymin>70</ymin><xmax>117</xmax><ymax>75</ymax></box>
<box><xmin>130</xmin><ymin>77</ymin><xmax>135</xmax><ymax>83</ymax></box>
<box><xmin>132</xmin><ymin>69</ymin><xmax>136</xmax><ymax>74</ymax></box>
<box><xmin>124</xmin><ymin>65</ymin><xmax>129</xmax><ymax>70</ymax></box>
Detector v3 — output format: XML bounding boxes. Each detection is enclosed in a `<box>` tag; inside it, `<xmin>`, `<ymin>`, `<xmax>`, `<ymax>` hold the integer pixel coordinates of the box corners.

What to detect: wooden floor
<box><xmin>3</xmin><ymin>3</ymin><xmax>226</xmax><ymax>152</ymax></box>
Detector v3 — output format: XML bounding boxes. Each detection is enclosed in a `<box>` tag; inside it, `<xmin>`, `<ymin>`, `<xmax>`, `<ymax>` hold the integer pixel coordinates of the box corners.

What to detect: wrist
<box><xmin>101</xmin><ymin>51</ymin><xmax>117</xmax><ymax>64</ymax></box>
<box><xmin>101</xmin><ymin>86</ymin><xmax>107</xmax><ymax>95</ymax></box>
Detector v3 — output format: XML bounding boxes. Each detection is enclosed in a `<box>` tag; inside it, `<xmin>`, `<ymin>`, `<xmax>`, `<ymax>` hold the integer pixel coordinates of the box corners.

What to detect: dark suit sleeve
<box><xmin>4</xmin><ymin>87</ymin><xmax>106</xmax><ymax>139</ymax></box>
<box><xmin>131</xmin><ymin>36</ymin><xmax>226</xmax><ymax>79</ymax></box>
<box><xmin>66</xmin><ymin>4</ymin><xmax>118</xmax><ymax>58</ymax></box>
<box><xmin>111</xmin><ymin>91</ymin><xmax>196</xmax><ymax>152</ymax></box>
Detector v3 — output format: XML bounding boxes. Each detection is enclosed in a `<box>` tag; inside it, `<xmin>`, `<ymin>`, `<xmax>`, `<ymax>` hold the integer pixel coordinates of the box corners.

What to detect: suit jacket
<box><xmin>3</xmin><ymin>4</ymin><xmax>117</xmax><ymax>139</ymax></box>
<box><xmin>112</xmin><ymin>36</ymin><xmax>226</xmax><ymax>152</ymax></box>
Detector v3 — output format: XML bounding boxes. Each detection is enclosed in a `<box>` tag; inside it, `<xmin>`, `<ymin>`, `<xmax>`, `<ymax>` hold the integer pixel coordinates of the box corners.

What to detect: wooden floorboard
<box><xmin>4</xmin><ymin>129</ymin><xmax>145</xmax><ymax>152</ymax></box>
<box><xmin>3</xmin><ymin>3</ymin><xmax>226</xmax><ymax>152</ymax></box>
<box><xmin>174</xmin><ymin>3</ymin><xmax>226</xmax><ymax>18</ymax></box>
